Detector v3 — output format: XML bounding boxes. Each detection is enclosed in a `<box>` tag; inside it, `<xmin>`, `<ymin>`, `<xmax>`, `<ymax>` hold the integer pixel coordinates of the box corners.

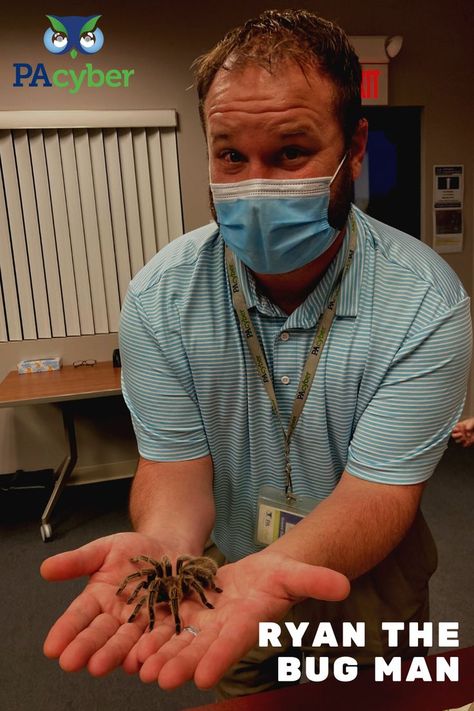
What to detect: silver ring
<box><xmin>182</xmin><ymin>625</ymin><xmax>200</xmax><ymax>637</ymax></box>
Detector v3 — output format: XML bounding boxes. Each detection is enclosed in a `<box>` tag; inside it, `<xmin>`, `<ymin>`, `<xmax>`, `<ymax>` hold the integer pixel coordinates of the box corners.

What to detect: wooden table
<box><xmin>0</xmin><ymin>362</ymin><xmax>122</xmax><ymax>540</ymax></box>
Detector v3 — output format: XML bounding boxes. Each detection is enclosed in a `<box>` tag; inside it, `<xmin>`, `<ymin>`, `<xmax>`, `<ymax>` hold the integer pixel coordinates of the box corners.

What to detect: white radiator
<box><xmin>0</xmin><ymin>110</ymin><xmax>183</xmax><ymax>341</ymax></box>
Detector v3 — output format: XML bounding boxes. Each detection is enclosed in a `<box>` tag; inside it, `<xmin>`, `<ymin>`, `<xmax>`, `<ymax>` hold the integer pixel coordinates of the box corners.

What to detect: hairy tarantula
<box><xmin>116</xmin><ymin>554</ymin><xmax>223</xmax><ymax>633</ymax></box>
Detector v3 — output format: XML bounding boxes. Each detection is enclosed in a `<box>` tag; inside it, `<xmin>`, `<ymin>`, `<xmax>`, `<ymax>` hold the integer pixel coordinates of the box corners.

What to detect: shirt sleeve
<box><xmin>346</xmin><ymin>297</ymin><xmax>472</xmax><ymax>485</ymax></box>
<box><xmin>119</xmin><ymin>285</ymin><xmax>210</xmax><ymax>462</ymax></box>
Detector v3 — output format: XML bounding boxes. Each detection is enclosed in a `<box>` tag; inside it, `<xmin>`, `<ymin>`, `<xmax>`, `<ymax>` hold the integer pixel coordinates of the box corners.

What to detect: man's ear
<box><xmin>349</xmin><ymin>118</ymin><xmax>368</xmax><ymax>181</ymax></box>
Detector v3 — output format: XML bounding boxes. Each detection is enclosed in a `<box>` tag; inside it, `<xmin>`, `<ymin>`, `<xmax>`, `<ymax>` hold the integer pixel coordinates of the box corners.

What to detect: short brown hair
<box><xmin>193</xmin><ymin>9</ymin><xmax>362</xmax><ymax>145</ymax></box>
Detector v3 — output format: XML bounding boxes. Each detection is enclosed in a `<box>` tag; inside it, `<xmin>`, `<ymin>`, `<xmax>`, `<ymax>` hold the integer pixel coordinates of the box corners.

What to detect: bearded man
<box><xmin>42</xmin><ymin>9</ymin><xmax>472</xmax><ymax>699</ymax></box>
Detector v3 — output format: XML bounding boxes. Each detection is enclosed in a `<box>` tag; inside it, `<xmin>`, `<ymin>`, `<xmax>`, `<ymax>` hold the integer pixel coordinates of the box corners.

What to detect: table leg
<box><xmin>40</xmin><ymin>402</ymin><xmax>78</xmax><ymax>541</ymax></box>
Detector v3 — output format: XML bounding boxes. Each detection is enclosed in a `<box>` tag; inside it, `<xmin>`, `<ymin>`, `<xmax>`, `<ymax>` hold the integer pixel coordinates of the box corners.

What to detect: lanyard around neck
<box><xmin>225</xmin><ymin>212</ymin><xmax>357</xmax><ymax>500</ymax></box>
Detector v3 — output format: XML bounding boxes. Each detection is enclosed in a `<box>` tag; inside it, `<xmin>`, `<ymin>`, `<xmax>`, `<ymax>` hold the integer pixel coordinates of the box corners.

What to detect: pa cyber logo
<box><xmin>13</xmin><ymin>14</ymin><xmax>135</xmax><ymax>93</ymax></box>
<box><xmin>43</xmin><ymin>15</ymin><xmax>105</xmax><ymax>58</ymax></box>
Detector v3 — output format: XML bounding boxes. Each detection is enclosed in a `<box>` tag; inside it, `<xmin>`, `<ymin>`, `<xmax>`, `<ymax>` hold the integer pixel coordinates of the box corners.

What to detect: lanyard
<box><xmin>225</xmin><ymin>212</ymin><xmax>357</xmax><ymax>502</ymax></box>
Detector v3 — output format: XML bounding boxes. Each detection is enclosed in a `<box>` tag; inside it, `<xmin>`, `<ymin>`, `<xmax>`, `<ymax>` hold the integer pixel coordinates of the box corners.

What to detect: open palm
<box><xmin>41</xmin><ymin>532</ymin><xmax>181</xmax><ymax>676</ymax></box>
<box><xmin>42</xmin><ymin>537</ymin><xmax>349</xmax><ymax>686</ymax></box>
<box><xmin>131</xmin><ymin>549</ymin><xmax>350</xmax><ymax>690</ymax></box>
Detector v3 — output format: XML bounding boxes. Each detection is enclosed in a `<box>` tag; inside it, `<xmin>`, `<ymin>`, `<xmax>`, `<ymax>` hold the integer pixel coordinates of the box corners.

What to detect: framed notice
<box><xmin>433</xmin><ymin>165</ymin><xmax>464</xmax><ymax>253</ymax></box>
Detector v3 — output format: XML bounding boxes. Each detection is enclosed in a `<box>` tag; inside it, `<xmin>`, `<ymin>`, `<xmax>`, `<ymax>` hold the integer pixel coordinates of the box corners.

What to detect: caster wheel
<box><xmin>41</xmin><ymin>523</ymin><xmax>53</xmax><ymax>542</ymax></box>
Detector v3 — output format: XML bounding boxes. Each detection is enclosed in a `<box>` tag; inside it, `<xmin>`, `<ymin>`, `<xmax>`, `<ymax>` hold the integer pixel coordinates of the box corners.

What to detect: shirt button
<box><xmin>280</xmin><ymin>332</ymin><xmax>290</xmax><ymax>341</ymax></box>
<box><xmin>281</xmin><ymin>375</ymin><xmax>291</xmax><ymax>385</ymax></box>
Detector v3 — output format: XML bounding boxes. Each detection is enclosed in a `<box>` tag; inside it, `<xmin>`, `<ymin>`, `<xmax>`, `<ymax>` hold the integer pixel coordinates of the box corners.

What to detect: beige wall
<box><xmin>0</xmin><ymin>0</ymin><xmax>472</xmax><ymax>474</ymax></box>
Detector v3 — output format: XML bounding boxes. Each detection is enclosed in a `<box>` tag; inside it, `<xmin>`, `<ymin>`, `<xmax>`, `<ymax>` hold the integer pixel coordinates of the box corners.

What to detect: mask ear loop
<box><xmin>329</xmin><ymin>151</ymin><xmax>349</xmax><ymax>185</ymax></box>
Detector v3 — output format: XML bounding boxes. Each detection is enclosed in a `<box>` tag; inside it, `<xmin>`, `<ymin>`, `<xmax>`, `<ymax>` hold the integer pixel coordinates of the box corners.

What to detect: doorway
<box><xmin>354</xmin><ymin>106</ymin><xmax>422</xmax><ymax>238</ymax></box>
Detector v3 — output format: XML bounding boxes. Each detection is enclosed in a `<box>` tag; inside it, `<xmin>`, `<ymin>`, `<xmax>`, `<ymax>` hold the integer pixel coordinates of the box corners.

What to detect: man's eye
<box><xmin>221</xmin><ymin>150</ymin><xmax>244</xmax><ymax>163</ymax></box>
<box><xmin>281</xmin><ymin>147</ymin><xmax>305</xmax><ymax>161</ymax></box>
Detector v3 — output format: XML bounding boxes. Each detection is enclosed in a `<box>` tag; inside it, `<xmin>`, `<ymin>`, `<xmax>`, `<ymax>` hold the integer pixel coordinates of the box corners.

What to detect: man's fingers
<box><xmin>194</xmin><ymin>623</ymin><xmax>258</xmax><ymax>689</ymax></box>
<box><xmin>139</xmin><ymin>629</ymin><xmax>195</xmax><ymax>683</ymax></box>
<box><xmin>139</xmin><ymin>625</ymin><xmax>219</xmax><ymax>687</ymax></box>
<box><xmin>59</xmin><ymin>613</ymin><xmax>120</xmax><ymax>672</ymax></box>
<box><xmin>43</xmin><ymin>592</ymin><xmax>102</xmax><ymax>658</ymax></box>
<box><xmin>136</xmin><ymin>624</ymin><xmax>174</xmax><ymax>664</ymax></box>
<box><xmin>122</xmin><ymin>640</ymin><xmax>142</xmax><ymax>674</ymax></box>
<box><xmin>87</xmin><ymin>623</ymin><xmax>143</xmax><ymax>676</ymax></box>
<box><xmin>157</xmin><ymin>626</ymin><xmax>220</xmax><ymax>689</ymax></box>
<box><xmin>40</xmin><ymin>536</ymin><xmax>112</xmax><ymax>581</ymax></box>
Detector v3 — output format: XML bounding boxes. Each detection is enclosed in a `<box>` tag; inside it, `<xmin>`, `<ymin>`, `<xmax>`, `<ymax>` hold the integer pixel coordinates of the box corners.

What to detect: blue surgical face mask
<box><xmin>210</xmin><ymin>154</ymin><xmax>347</xmax><ymax>274</ymax></box>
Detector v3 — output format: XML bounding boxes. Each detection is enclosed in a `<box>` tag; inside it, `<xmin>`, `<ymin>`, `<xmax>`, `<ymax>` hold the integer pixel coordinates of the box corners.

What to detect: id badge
<box><xmin>256</xmin><ymin>484</ymin><xmax>320</xmax><ymax>546</ymax></box>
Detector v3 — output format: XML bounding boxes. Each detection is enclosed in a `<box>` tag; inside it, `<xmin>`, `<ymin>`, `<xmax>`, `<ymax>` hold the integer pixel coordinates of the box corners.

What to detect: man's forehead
<box><xmin>204</xmin><ymin>60</ymin><xmax>337</xmax><ymax>128</ymax></box>
<box><xmin>208</xmin><ymin>116</ymin><xmax>323</xmax><ymax>143</ymax></box>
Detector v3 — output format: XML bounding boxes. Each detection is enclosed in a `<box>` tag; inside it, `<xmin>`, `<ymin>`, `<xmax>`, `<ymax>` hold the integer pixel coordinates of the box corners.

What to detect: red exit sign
<box><xmin>362</xmin><ymin>69</ymin><xmax>380</xmax><ymax>99</ymax></box>
<box><xmin>361</xmin><ymin>65</ymin><xmax>388</xmax><ymax>104</ymax></box>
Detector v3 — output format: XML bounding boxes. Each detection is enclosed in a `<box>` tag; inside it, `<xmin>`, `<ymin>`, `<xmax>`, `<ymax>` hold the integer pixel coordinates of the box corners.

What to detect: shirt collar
<box><xmin>230</xmin><ymin>206</ymin><xmax>363</xmax><ymax>326</ymax></box>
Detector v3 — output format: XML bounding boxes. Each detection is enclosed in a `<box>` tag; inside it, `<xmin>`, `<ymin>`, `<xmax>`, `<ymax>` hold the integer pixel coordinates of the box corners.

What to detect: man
<box><xmin>41</xmin><ymin>9</ymin><xmax>472</xmax><ymax>697</ymax></box>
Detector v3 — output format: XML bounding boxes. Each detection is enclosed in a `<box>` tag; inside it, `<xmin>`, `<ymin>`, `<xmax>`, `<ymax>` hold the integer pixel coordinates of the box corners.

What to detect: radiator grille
<box><xmin>0</xmin><ymin>111</ymin><xmax>182</xmax><ymax>341</ymax></box>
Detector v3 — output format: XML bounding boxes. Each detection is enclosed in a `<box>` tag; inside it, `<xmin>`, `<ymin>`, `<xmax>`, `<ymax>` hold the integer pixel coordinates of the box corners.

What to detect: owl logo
<box><xmin>43</xmin><ymin>15</ymin><xmax>104</xmax><ymax>58</ymax></box>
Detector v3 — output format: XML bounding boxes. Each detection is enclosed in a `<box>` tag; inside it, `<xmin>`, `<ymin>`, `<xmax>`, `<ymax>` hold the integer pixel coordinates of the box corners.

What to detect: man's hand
<box><xmin>125</xmin><ymin>549</ymin><xmax>349</xmax><ymax>690</ymax></box>
<box><xmin>40</xmin><ymin>532</ymin><xmax>188</xmax><ymax>676</ymax></box>
<box><xmin>452</xmin><ymin>417</ymin><xmax>474</xmax><ymax>447</ymax></box>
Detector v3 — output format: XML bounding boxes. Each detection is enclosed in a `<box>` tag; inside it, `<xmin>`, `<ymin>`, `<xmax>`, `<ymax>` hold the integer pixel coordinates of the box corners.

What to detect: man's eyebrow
<box><xmin>209</xmin><ymin>132</ymin><xmax>232</xmax><ymax>143</ymax></box>
<box><xmin>209</xmin><ymin>126</ymin><xmax>317</xmax><ymax>143</ymax></box>
<box><xmin>278</xmin><ymin>124</ymin><xmax>317</xmax><ymax>138</ymax></box>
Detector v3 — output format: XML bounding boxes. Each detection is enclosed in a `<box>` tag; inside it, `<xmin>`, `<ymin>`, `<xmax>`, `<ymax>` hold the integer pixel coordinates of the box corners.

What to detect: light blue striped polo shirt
<box><xmin>119</xmin><ymin>206</ymin><xmax>472</xmax><ymax>562</ymax></box>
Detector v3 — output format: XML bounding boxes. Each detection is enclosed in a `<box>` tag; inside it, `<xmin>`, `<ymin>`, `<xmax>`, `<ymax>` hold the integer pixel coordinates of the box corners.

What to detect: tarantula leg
<box><xmin>169</xmin><ymin>595</ymin><xmax>182</xmax><ymax>635</ymax></box>
<box><xmin>161</xmin><ymin>555</ymin><xmax>173</xmax><ymax>577</ymax></box>
<box><xmin>130</xmin><ymin>555</ymin><xmax>160</xmax><ymax>567</ymax></box>
<box><xmin>127</xmin><ymin>580</ymin><xmax>150</xmax><ymax>604</ymax></box>
<box><xmin>148</xmin><ymin>588</ymin><xmax>157</xmax><ymax>631</ymax></box>
<box><xmin>128</xmin><ymin>595</ymin><xmax>147</xmax><ymax>623</ymax></box>
<box><xmin>204</xmin><ymin>577</ymin><xmax>223</xmax><ymax>594</ymax></box>
<box><xmin>190</xmin><ymin>580</ymin><xmax>214</xmax><ymax>609</ymax></box>
<box><xmin>193</xmin><ymin>572</ymin><xmax>223</xmax><ymax>594</ymax></box>
<box><xmin>116</xmin><ymin>571</ymin><xmax>142</xmax><ymax>595</ymax></box>
<box><xmin>176</xmin><ymin>555</ymin><xmax>193</xmax><ymax>574</ymax></box>
<box><xmin>193</xmin><ymin>571</ymin><xmax>223</xmax><ymax>593</ymax></box>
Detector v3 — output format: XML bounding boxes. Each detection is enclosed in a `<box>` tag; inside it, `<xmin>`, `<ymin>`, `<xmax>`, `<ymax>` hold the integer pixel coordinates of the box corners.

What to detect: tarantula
<box><xmin>116</xmin><ymin>554</ymin><xmax>223</xmax><ymax>634</ymax></box>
